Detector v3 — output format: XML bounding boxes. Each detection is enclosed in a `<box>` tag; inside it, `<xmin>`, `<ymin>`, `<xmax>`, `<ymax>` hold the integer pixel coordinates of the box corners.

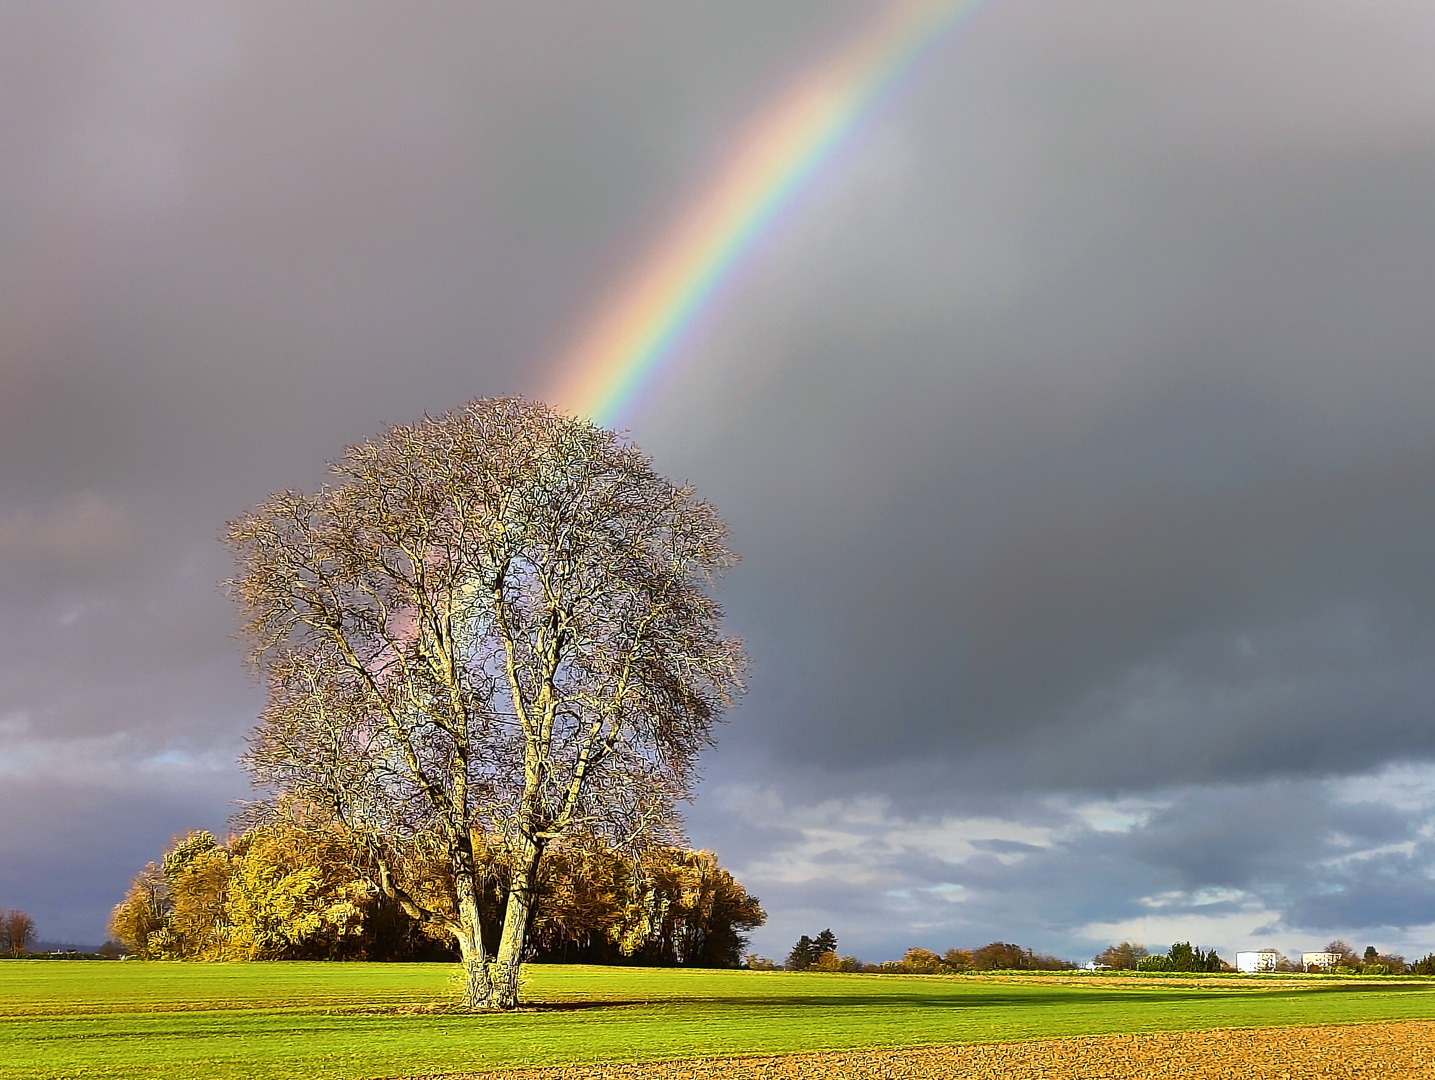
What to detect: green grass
<box><xmin>3</xmin><ymin>961</ymin><xmax>1435</xmax><ymax>1079</ymax></box>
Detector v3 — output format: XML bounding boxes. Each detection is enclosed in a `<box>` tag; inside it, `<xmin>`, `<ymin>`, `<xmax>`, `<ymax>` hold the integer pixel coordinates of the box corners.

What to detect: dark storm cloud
<box><xmin>640</xmin><ymin>0</ymin><xmax>1435</xmax><ymax>805</ymax></box>
<box><xmin>0</xmin><ymin>0</ymin><xmax>863</xmax><ymax>939</ymax></box>
<box><xmin>4</xmin><ymin>0</ymin><xmax>1435</xmax><ymax>955</ymax></box>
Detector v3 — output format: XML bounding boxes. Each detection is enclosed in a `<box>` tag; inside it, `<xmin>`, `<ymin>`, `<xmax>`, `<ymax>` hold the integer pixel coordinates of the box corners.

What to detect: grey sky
<box><xmin>3</xmin><ymin>0</ymin><xmax>1435</xmax><ymax>964</ymax></box>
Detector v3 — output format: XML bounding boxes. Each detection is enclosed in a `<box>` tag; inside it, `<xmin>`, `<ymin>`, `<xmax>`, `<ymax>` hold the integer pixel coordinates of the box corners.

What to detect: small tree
<box><xmin>228</xmin><ymin>399</ymin><xmax>745</xmax><ymax>1009</ymax></box>
<box><xmin>1094</xmin><ymin>941</ymin><xmax>1149</xmax><ymax>970</ymax></box>
<box><xmin>813</xmin><ymin>928</ymin><xmax>838</xmax><ymax>955</ymax></box>
<box><xmin>811</xmin><ymin>949</ymin><xmax>843</xmax><ymax>972</ymax></box>
<box><xmin>898</xmin><ymin>947</ymin><xmax>943</xmax><ymax>974</ymax></box>
<box><xmin>1325</xmin><ymin>940</ymin><xmax>1360</xmax><ymax>971</ymax></box>
<box><xmin>1</xmin><ymin>909</ymin><xmax>36</xmax><ymax>957</ymax></box>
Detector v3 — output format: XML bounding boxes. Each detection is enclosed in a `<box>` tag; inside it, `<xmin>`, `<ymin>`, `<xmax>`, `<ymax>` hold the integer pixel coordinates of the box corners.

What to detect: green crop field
<box><xmin>4</xmin><ymin>961</ymin><xmax>1435</xmax><ymax>1080</ymax></box>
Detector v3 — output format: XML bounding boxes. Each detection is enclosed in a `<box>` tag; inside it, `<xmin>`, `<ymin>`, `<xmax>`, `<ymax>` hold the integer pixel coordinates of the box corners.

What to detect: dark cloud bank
<box><xmin>3</xmin><ymin>0</ymin><xmax>1435</xmax><ymax>964</ymax></box>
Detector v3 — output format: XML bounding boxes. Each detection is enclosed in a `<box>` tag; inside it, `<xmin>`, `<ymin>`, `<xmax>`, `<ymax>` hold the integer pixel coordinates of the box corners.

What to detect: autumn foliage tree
<box><xmin>226</xmin><ymin>400</ymin><xmax>746</xmax><ymax>1008</ymax></box>
<box><xmin>893</xmin><ymin>947</ymin><xmax>943</xmax><ymax>974</ymax></box>
<box><xmin>525</xmin><ymin>842</ymin><xmax>764</xmax><ymax>966</ymax></box>
<box><xmin>109</xmin><ymin>818</ymin><xmax>762</xmax><ymax>966</ymax></box>
<box><xmin>108</xmin><ymin>864</ymin><xmax>170</xmax><ymax>958</ymax></box>
<box><xmin>890</xmin><ymin>942</ymin><xmax>1071</xmax><ymax>973</ymax></box>
<box><xmin>111</xmin><ymin>817</ymin><xmax>457</xmax><ymax>961</ymax></box>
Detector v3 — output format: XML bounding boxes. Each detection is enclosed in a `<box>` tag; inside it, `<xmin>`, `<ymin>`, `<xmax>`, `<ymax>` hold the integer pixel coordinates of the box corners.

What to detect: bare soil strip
<box><xmin>412</xmin><ymin>1020</ymin><xmax>1435</xmax><ymax>1079</ymax></box>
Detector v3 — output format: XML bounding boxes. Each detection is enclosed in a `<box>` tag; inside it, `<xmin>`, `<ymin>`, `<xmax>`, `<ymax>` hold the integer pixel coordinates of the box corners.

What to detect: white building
<box><xmin>1236</xmin><ymin>949</ymin><xmax>1278</xmax><ymax>973</ymax></box>
<box><xmin>1302</xmin><ymin>951</ymin><xmax>1342</xmax><ymax>971</ymax></box>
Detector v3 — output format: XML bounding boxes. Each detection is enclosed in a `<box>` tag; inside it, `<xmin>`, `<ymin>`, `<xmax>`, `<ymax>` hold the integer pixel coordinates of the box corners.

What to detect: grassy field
<box><xmin>3</xmin><ymin>961</ymin><xmax>1435</xmax><ymax>1080</ymax></box>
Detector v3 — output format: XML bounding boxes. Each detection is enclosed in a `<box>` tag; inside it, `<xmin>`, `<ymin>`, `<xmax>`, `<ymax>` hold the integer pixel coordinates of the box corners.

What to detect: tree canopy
<box><xmin>226</xmin><ymin>398</ymin><xmax>746</xmax><ymax>1007</ymax></box>
<box><xmin>110</xmin><ymin>815</ymin><xmax>763</xmax><ymax>966</ymax></box>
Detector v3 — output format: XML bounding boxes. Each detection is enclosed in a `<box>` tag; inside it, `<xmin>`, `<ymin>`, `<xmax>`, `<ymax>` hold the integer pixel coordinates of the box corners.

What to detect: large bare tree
<box><xmin>227</xmin><ymin>398</ymin><xmax>745</xmax><ymax>1008</ymax></box>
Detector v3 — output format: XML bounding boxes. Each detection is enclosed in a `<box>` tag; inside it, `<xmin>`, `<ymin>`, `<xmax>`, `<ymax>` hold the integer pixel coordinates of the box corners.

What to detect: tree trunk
<box><xmin>489</xmin><ymin>838</ymin><xmax>542</xmax><ymax>1010</ymax></box>
<box><xmin>453</xmin><ymin>875</ymin><xmax>492</xmax><ymax>1010</ymax></box>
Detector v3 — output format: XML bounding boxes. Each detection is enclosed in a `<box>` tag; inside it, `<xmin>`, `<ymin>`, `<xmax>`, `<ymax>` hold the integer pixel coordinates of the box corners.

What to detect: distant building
<box><xmin>1236</xmin><ymin>950</ymin><xmax>1278</xmax><ymax>973</ymax></box>
<box><xmin>1302</xmin><ymin>951</ymin><xmax>1342</xmax><ymax>971</ymax></box>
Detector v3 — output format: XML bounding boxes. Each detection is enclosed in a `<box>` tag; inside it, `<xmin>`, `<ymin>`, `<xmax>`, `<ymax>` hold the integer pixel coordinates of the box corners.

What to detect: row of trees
<box><xmin>1093</xmin><ymin>940</ymin><xmax>1228</xmax><ymax>973</ymax></box>
<box><xmin>753</xmin><ymin>935</ymin><xmax>1435</xmax><ymax>977</ymax></box>
<box><xmin>110</xmin><ymin>811</ymin><xmax>763</xmax><ymax>966</ymax></box>
<box><xmin>1135</xmin><ymin>941</ymin><xmax>1226</xmax><ymax>973</ymax></box>
<box><xmin>1094</xmin><ymin>941</ymin><xmax>1228</xmax><ymax>972</ymax></box>
<box><xmin>0</xmin><ymin>908</ymin><xmax>36</xmax><ymax>957</ymax></box>
<box><xmin>890</xmin><ymin>943</ymin><xmax>1072</xmax><ymax>974</ymax></box>
<box><xmin>1305</xmin><ymin>941</ymin><xmax>1431</xmax><ymax>975</ymax></box>
<box><xmin>748</xmin><ymin>940</ymin><xmax>1071</xmax><ymax>974</ymax></box>
<box><xmin>1094</xmin><ymin>939</ymin><xmax>1435</xmax><ymax>975</ymax></box>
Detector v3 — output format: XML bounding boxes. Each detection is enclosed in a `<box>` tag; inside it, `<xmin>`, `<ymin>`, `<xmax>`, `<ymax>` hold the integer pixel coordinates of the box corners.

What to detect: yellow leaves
<box><xmin>113</xmin><ymin>816</ymin><xmax>763</xmax><ymax>968</ymax></box>
<box><xmin>525</xmin><ymin>842</ymin><xmax>764</xmax><ymax>966</ymax></box>
<box><xmin>108</xmin><ymin>862</ymin><xmax>168</xmax><ymax>958</ymax></box>
<box><xmin>113</xmin><ymin>819</ymin><xmax>377</xmax><ymax>961</ymax></box>
<box><xmin>164</xmin><ymin>846</ymin><xmax>233</xmax><ymax>961</ymax></box>
<box><xmin>223</xmin><ymin>824</ymin><xmax>372</xmax><ymax>960</ymax></box>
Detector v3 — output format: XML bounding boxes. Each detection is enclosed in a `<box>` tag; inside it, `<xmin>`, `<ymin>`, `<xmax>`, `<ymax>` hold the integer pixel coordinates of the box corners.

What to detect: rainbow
<box><xmin>550</xmin><ymin>0</ymin><xmax>987</xmax><ymax>427</ymax></box>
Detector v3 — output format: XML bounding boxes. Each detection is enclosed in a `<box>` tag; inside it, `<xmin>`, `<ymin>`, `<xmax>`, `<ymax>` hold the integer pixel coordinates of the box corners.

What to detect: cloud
<box><xmin>693</xmin><ymin>765</ymin><xmax>1435</xmax><ymax>964</ymax></box>
<box><xmin>4</xmin><ymin>0</ymin><xmax>1435</xmax><ymax>956</ymax></box>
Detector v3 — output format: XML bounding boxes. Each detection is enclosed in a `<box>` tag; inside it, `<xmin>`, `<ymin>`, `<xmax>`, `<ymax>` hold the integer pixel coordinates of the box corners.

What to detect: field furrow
<box><xmin>436</xmin><ymin>1021</ymin><xmax>1435</xmax><ymax>1079</ymax></box>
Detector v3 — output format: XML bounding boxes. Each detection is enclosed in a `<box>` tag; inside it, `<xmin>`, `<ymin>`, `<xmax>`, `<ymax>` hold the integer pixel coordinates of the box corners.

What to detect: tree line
<box><xmin>886</xmin><ymin>943</ymin><xmax>1073</xmax><ymax>973</ymax></box>
<box><xmin>765</xmin><ymin>936</ymin><xmax>1435</xmax><ymax>976</ymax></box>
<box><xmin>1307</xmin><ymin>940</ymin><xmax>1435</xmax><ymax>976</ymax></box>
<box><xmin>110</xmin><ymin>806</ymin><xmax>763</xmax><ymax>966</ymax></box>
<box><xmin>749</xmin><ymin>935</ymin><xmax>1073</xmax><ymax>973</ymax></box>
<box><xmin>1094</xmin><ymin>939</ymin><xmax>1435</xmax><ymax>975</ymax></box>
<box><xmin>1090</xmin><ymin>940</ymin><xmax>1227</xmax><ymax>972</ymax></box>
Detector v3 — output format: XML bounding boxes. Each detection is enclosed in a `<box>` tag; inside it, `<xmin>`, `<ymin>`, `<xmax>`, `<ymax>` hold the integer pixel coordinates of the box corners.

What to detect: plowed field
<box><xmin>442</xmin><ymin>1021</ymin><xmax>1435</xmax><ymax>1079</ymax></box>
